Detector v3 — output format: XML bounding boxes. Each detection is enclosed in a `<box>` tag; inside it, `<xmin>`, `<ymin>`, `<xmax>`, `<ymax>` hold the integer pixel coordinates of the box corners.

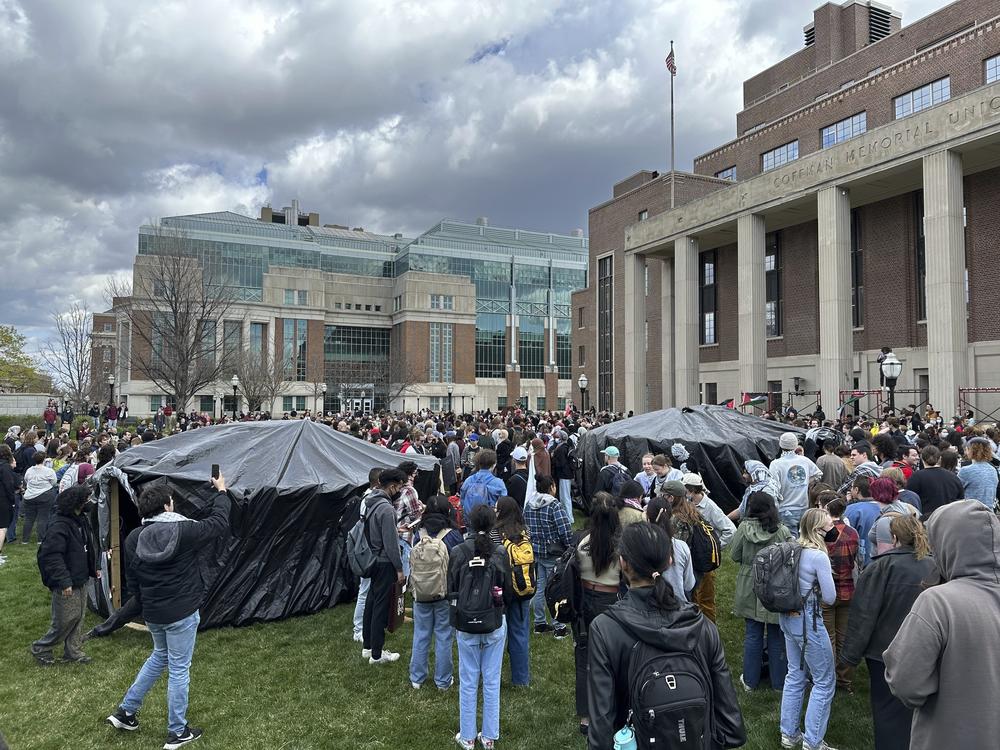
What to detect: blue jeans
<box><xmin>505</xmin><ymin>598</ymin><xmax>530</xmax><ymax>685</ymax></box>
<box><xmin>400</xmin><ymin>539</ymin><xmax>412</xmax><ymax>578</ymax></box>
<box><xmin>457</xmin><ymin>617</ymin><xmax>507</xmax><ymax>742</ymax></box>
<box><xmin>409</xmin><ymin>599</ymin><xmax>454</xmax><ymax>688</ymax></box>
<box><xmin>558</xmin><ymin>479</ymin><xmax>573</xmax><ymax>521</ymax></box>
<box><xmin>780</xmin><ymin>602</ymin><xmax>835</xmax><ymax>747</ymax></box>
<box><xmin>743</xmin><ymin>618</ymin><xmax>787</xmax><ymax>689</ymax></box>
<box><xmin>531</xmin><ymin>556</ymin><xmax>557</xmax><ymax>625</ymax></box>
<box><xmin>352</xmin><ymin>576</ymin><xmax>371</xmax><ymax>638</ymax></box>
<box><xmin>6</xmin><ymin>491</ymin><xmax>21</xmax><ymax>542</ymax></box>
<box><xmin>120</xmin><ymin>611</ymin><xmax>200</xmax><ymax>736</ymax></box>
<box><xmin>780</xmin><ymin>509</ymin><xmax>803</xmax><ymax>540</ymax></box>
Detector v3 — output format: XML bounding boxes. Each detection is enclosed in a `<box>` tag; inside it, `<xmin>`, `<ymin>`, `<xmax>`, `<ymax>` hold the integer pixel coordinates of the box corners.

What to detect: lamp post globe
<box><xmin>107</xmin><ymin>374</ymin><xmax>115</xmax><ymax>405</ymax></box>
<box><xmin>447</xmin><ymin>382</ymin><xmax>454</xmax><ymax>412</ymax></box>
<box><xmin>880</xmin><ymin>352</ymin><xmax>902</xmax><ymax>414</ymax></box>
<box><xmin>578</xmin><ymin>373</ymin><xmax>589</xmax><ymax>412</ymax></box>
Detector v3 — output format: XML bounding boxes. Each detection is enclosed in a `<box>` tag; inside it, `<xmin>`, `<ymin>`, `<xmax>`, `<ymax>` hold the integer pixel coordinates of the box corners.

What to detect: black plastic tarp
<box><xmin>579</xmin><ymin>405</ymin><xmax>805</xmax><ymax>512</ymax></box>
<box><xmin>96</xmin><ymin>420</ymin><xmax>438</xmax><ymax>628</ymax></box>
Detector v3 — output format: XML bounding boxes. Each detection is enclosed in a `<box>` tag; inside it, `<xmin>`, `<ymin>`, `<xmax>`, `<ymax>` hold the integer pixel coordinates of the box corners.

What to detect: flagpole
<box><xmin>670</xmin><ymin>40</ymin><xmax>675</xmax><ymax>209</ymax></box>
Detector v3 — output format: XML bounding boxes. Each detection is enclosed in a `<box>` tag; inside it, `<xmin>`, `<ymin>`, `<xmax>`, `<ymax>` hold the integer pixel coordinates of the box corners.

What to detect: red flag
<box><xmin>665</xmin><ymin>49</ymin><xmax>676</xmax><ymax>75</ymax></box>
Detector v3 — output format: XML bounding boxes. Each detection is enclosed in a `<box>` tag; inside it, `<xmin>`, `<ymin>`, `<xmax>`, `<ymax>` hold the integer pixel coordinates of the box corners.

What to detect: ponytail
<box><xmin>650</xmin><ymin>571</ymin><xmax>676</xmax><ymax>612</ymax></box>
<box><xmin>890</xmin><ymin>514</ymin><xmax>931</xmax><ymax>560</ymax></box>
<box><xmin>619</xmin><ymin>522</ymin><xmax>679</xmax><ymax>612</ymax></box>
<box><xmin>468</xmin><ymin>504</ymin><xmax>497</xmax><ymax>559</ymax></box>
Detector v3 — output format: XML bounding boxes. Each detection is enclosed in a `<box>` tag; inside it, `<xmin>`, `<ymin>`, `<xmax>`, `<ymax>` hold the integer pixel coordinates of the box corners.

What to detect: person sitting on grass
<box><xmin>106</xmin><ymin>474</ymin><xmax>231</xmax><ymax>750</ymax></box>
<box><xmin>30</xmin><ymin>485</ymin><xmax>98</xmax><ymax>665</ymax></box>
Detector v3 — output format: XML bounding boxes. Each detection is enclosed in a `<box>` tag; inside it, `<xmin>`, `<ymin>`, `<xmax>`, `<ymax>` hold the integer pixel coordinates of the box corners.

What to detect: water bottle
<box><xmin>613</xmin><ymin>726</ymin><xmax>637</xmax><ymax>750</ymax></box>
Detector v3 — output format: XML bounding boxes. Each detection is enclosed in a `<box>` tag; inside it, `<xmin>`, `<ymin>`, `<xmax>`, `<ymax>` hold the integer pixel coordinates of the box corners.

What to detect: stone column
<box><xmin>543</xmin><ymin>319</ymin><xmax>559</xmax><ymax>409</ymax></box>
<box><xmin>505</xmin><ymin>312</ymin><xmax>521</xmax><ymax>407</ymax></box>
<box><xmin>623</xmin><ymin>251</ymin><xmax>647</xmax><ymax>414</ymax></box>
<box><xmin>660</xmin><ymin>257</ymin><xmax>675</xmax><ymax>409</ymax></box>
<box><xmin>737</xmin><ymin>213</ymin><xmax>766</xmax><ymax>395</ymax></box>
<box><xmin>817</xmin><ymin>186</ymin><xmax>853</xmax><ymax>416</ymax></box>
<box><xmin>674</xmin><ymin>236</ymin><xmax>699</xmax><ymax>407</ymax></box>
<box><xmin>923</xmin><ymin>149</ymin><xmax>968</xmax><ymax>417</ymax></box>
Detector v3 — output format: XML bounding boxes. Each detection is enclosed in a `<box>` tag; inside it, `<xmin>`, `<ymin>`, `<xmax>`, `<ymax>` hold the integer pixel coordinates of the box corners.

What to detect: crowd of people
<box><xmin>3</xmin><ymin>399</ymin><xmax>1000</xmax><ymax>750</ymax></box>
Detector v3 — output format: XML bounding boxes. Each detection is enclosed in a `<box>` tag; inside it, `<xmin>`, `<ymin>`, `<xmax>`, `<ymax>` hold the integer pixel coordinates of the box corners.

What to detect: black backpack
<box><xmin>451</xmin><ymin>545</ymin><xmax>503</xmax><ymax>634</ymax></box>
<box><xmin>544</xmin><ymin>537</ymin><xmax>583</xmax><ymax>625</ymax></box>
<box><xmin>751</xmin><ymin>541</ymin><xmax>806</xmax><ymax>614</ymax></box>
<box><xmin>676</xmin><ymin>517</ymin><xmax>722</xmax><ymax>574</ymax></box>
<box><xmin>607</xmin><ymin>610</ymin><xmax>716</xmax><ymax>750</ymax></box>
<box><xmin>601</xmin><ymin>463</ymin><xmax>630</xmax><ymax>496</ymax></box>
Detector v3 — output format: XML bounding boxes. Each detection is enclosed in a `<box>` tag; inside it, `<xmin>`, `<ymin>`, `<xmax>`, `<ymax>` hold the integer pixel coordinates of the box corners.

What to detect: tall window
<box><xmin>430</xmin><ymin>294</ymin><xmax>454</xmax><ymax>310</ymax></box>
<box><xmin>715</xmin><ymin>166</ymin><xmax>736</xmax><ymax>181</ymax></box>
<box><xmin>699</xmin><ymin>250</ymin><xmax>717</xmax><ymax>345</ymax></box>
<box><xmin>556</xmin><ymin>318</ymin><xmax>571</xmax><ymax>378</ymax></box>
<box><xmin>762</xmin><ymin>141</ymin><xmax>798</xmax><ymax>171</ymax></box>
<box><xmin>282</xmin><ymin>319</ymin><xmax>308</xmax><ymax>381</ymax></box>
<box><xmin>597</xmin><ymin>256</ymin><xmax>614</xmax><ymax>410</ymax></box>
<box><xmin>223</xmin><ymin>320</ymin><xmax>242</xmax><ymax>363</ymax></box>
<box><xmin>199</xmin><ymin>320</ymin><xmax>217</xmax><ymax>366</ymax></box>
<box><xmin>429</xmin><ymin>322</ymin><xmax>454</xmax><ymax>382</ymax></box>
<box><xmin>638</xmin><ymin>209</ymin><xmax>649</xmax><ymax>221</ymax></box>
<box><xmin>703</xmin><ymin>382</ymin><xmax>718</xmax><ymax>405</ymax></box>
<box><xmin>851</xmin><ymin>209</ymin><xmax>864</xmax><ymax>327</ymax></box>
<box><xmin>475</xmin><ymin>313</ymin><xmax>506</xmax><ymax>378</ymax></box>
<box><xmin>765</xmin><ymin>233</ymin><xmax>782</xmax><ymax>337</ymax></box>
<box><xmin>821</xmin><ymin>112</ymin><xmax>867</xmax><ymax>148</ymax></box>
<box><xmin>894</xmin><ymin>77</ymin><xmax>950</xmax><ymax>119</ymax></box>
<box><xmin>767</xmin><ymin>380</ymin><xmax>783</xmax><ymax>411</ymax></box>
<box><xmin>987</xmin><ymin>54</ymin><xmax>1000</xmax><ymax>84</ymax></box>
<box><xmin>519</xmin><ymin>316</ymin><xmax>545</xmax><ymax>379</ymax></box>
<box><xmin>914</xmin><ymin>191</ymin><xmax>926</xmax><ymax>320</ymax></box>
<box><xmin>249</xmin><ymin>322</ymin><xmax>267</xmax><ymax>361</ymax></box>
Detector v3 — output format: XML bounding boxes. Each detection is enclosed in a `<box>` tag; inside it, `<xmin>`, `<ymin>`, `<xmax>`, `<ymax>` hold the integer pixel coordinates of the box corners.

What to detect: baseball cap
<box><xmin>511</xmin><ymin>446</ymin><xmax>528</xmax><ymax>462</ymax></box>
<box><xmin>662</xmin><ymin>480</ymin><xmax>687</xmax><ymax>497</ymax></box>
<box><xmin>601</xmin><ymin>446</ymin><xmax>620</xmax><ymax>458</ymax></box>
<box><xmin>682</xmin><ymin>472</ymin><xmax>705</xmax><ymax>488</ymax></box>
<box><xmin>468</xmin><ymin>434</ymin><xmax>479</xmax><ymax>442</ymax></box>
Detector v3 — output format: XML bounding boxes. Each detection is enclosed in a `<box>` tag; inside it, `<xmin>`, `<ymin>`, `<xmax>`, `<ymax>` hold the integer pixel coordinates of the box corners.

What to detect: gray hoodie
<box><xmin>884</xmin><ymin>500</ymin><xmax>1000</xmax><ymax>750</ymax></box>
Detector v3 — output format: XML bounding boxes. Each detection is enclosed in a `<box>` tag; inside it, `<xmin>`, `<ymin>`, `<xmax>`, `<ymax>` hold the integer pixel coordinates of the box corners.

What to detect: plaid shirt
<box><xmin>826</xmin><ymin>520</ymin><xmax>860</xmax><ymax>601</ymax></box>
<box><xmin>524</xmin><ymin>495</ymin><xmax>572</xmax><ymax>558</ymax></box>
<box><xmin>396</xmin><ymin>484</ymin><xmax>424</xmax><ymax>544</ymax></box>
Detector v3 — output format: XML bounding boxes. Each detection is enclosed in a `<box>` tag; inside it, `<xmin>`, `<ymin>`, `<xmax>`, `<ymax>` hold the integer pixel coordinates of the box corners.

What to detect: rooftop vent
<box><xmin>393</xmin><ymin>232</ymin><xmax>403</xmax><ymax>239</ymax></box>
<box><xmin>869</xmin><ymin>6</ymin><xmax>892</xmax><ymax>43</ymax></box>
<box><xmin>476</xmin><ymin>216</ymin><xmax>489</xmax><ymax>226</ymax></box>
<box><xmin>804</xmin><ymin>23</ymin><xmax>815</xmax><ymax>47</ymax></box>
<box><xmin>570</xmin><ymin>229</ymin><xmax>584</xmax><ymax>238</ymax></box>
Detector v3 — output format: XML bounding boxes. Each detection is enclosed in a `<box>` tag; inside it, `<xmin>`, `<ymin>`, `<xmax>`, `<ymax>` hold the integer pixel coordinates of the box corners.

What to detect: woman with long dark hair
<box><xmin>586</xmin><ymin>522</ymin><xmax>746</xmax><ymax>750</ymax></box>
<box><xmin>573</xmin><ymin>493</ymin><xmax>620</xmax><ymax>735</ymax></box>
<box><xmin>645</xmin><ymin>495</ymin><xmax>695</xmax><ymax>601</ymax></box>
<box><xmin>730</xmin><ymin>491</ymin><xmax>792</xmax><ymax>691</ymax></box>
<box><xmin>493</xmin><ymin>496</ymin><xmax>532</xmax><ymax>687</ymax></box>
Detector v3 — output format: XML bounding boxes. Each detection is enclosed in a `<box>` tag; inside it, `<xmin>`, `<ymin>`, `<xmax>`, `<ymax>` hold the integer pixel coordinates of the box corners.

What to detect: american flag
<box><xmin>665</xmin><ymin>49</ymin><xmax>676</xmax><ymax>75</ymax></box>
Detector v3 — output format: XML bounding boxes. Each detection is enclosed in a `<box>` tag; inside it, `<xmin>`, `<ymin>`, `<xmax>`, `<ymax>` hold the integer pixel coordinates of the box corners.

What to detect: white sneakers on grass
<box><xmin>368</xmin><ymin>651</ymin><xmax>400</xmax><ymax>665</ymax></box>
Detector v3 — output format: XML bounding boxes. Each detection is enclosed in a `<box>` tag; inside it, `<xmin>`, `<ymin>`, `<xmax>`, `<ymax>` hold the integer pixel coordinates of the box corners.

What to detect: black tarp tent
<box><xmin>578</xmin><ymin>405</ymin><xmax>805</xmax><ymax>512</ymax></box>
<box><xmin>94</xmin><ymin>419</ymin><xmax>438</xmax><ymax>628</ymax></box>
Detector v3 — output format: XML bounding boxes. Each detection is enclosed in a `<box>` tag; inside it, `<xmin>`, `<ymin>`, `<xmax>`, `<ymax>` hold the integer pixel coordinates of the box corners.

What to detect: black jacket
<box><xmin>37</xmin><ymin>510</ymin><xmax>97</xmax><ymax>590</ymax></box>
<box><xmin>0</xmin><ymin>463</ymin><xmax>16</xmax><ymax>513</ymax></box>
<box><xmin>14</xmin><ymin>444</ymin><xmax>36</xmax><ymax>476</ymax></box>
<box><xmin>551</xmin><ymin>442</ymin><xmax>574</xmax><ymax>480</ymax></box>
<box><xmin>840</xmin><ymin>546</ymin><xmax>936</xmax><ymax>666</ymax></box>
<box><xmin>505</xmin><ymin>469</ymin><xmax>528</xmax><ymax>509</ymax></box>
<box><xmin>587</xmin><ymin>588</ymin><xmax>746</xmax><ymax>750</ymax></box>
<box><xmin>596</xmin><ymin>463</ymin><xmax>628</xmax><ymax>494</ymax></box>
<box><xmin>125</xmin><ymin>492</ymin><xmax>231</xmax><ymax>624</ymax></box>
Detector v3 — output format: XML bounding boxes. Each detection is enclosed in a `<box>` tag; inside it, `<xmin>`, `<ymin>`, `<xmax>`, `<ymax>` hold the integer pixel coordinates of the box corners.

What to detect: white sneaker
<box><xmin>738</xmin><ymin>673</ymin><xmax>752</xmax><ymax>692</ymax></box>
<box><xmin>353</xmin><ymin>632</ymin><xmax>363</xmax><ymax>642</ymax></box>
<box><xmin>369</xmin><ymin>651</ymin><xmax>400</xmax><ymax>665</ymax></box>
<box><xmin>411</xmin><ymin>681</ymin><xmax>421</xmax><ymax>689</ymax></box>
<box><xmin>361</xmin><ymin>649</ymin><xmax>371</xmax><ymax>659</ymax></box>
<box><xmin>804</xmin><ymin>743</ymin><xmax>839</xmax><ymax>750</ymax></box>
<box><xmin>781</xmin><ymin>734</ymin><xmax>803</xmax><ymax>749</ymax></box>
<box><xmin>454</xmin><ymin>733</ymin><xmax>474</xmax><ymax>750</ymax></box>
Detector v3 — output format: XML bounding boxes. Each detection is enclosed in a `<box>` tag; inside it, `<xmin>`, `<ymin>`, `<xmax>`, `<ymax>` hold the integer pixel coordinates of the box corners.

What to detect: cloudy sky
<box><xmin>1</xmin><ymin>0</ymin><xmax>943</xmax><ymax>349</ymax></box>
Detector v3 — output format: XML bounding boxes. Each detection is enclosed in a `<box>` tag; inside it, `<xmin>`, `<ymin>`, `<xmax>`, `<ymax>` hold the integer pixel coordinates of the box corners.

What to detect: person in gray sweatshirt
<box><xmin>361</xmin><ymin>467</ymin><xmax>407</xmax><ymax>665</ymax></box>
<box><xmin>884</xmin><ymin>500</ymin><xmax>1000</xmax><ymax>750</ymax></box>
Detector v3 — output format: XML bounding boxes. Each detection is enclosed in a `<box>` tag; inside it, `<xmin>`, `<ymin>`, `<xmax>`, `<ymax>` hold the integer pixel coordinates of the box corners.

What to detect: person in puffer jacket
<box><xmin>105</xmin><ymin>475</ymin><xmax>231</xmax><ymax>750</ymax></box>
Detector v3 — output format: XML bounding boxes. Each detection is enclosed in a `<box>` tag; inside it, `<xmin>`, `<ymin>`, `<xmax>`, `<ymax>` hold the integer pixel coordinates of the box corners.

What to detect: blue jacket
<box><xmin>460</xmin><ymin>469</ymin><xmax>507</xmax><ymax>518</ymax></box>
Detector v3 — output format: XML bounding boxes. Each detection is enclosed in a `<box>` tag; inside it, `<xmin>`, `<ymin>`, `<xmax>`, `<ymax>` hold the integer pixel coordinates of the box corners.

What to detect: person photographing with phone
<box><xmin>106</xmin><ymin>469</ymin><xmax>232</xmax><ymax>749</ymax></box>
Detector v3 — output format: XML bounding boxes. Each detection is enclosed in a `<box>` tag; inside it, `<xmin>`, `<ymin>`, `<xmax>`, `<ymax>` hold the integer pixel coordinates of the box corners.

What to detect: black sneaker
<box><xmin>163</xmin><ymin>726</ymin><xmax>202</xmax><ymax>749</ymax></box>
<box><xmin>533</xmin><ymin>623</ymin><xmax>553</xmax><ymax>634</ymax></box>
<box><xmin>553</xmin><ymin>626</ymin><xmax>570</xmax><ymax>640</ymax></box>
<box><xmin>107</xmin><ymin>708</ymin><xmax>139</xmax><ymax>732</ymax></box>
<box><xmin>31</xmin><ymin>650</ymin><xmax>54</xmax><ymax>666</ymax></box>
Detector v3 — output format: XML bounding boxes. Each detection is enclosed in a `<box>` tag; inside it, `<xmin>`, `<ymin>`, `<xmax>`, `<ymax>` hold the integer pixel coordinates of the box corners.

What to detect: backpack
<box><xmin>58</xmin><ymin>463</ymin><xmax>80</xmax><ymax>493</ymax></box>
<box><xmin>451</xmin><ymin>547</ymin><xmax>503</xmax><ymax>634</ymax></box>
<box><xmin>601</xmin><ymin>463</ymin><xmax>630</xmax><ymax>496</ymax></box>
<box><xmin>503</xmin><ymin>534</ymin><xmax>536</xmax><ymax>599</ymax></box>
<box><xmin>751</xmin><ymin>541</ymin><xmax>807</xmax><ymax>614</ymax></box>
<box><xmin>409</xmin><ymin>529</ymin><xmax>451</xmax><ymax>603</ymax></box>
<box><xmin>346</xmin><ymin>499</ymin><xmax>382</xmax><ymax>578</ymax></box>
<box><xmin>676</xmin><ymin>517</ymin><xmax>721</xmax><ymax>574</ymax></box>
<box><xmin>607</xmin><ymin>610</ymin><xmax>715</xmax><ymax>750</ymax></box>
<box><xmin>462</xmin><ymin>473</ymin><xmax>493</xmax><ymax>518</ymax></box>
<box><xmin>545</xmin><ymin>539</ymin><xmax>582</xmax><ymax>624</ymax></box>
<box><xmin>448</xmin><ymin>494</ymin><xmax>464</xmax><ymax>531</ymax></box>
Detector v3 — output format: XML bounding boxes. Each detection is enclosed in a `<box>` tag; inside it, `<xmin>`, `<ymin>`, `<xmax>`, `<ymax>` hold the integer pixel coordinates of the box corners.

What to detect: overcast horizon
<box><xmin>1</xmin><ymin>0</ymin><xmax>945</xmax><ymax>350</ymax></box>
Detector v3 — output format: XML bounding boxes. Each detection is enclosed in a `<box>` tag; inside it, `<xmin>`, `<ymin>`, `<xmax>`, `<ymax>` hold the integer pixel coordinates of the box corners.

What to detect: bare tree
<box><xmin>107</xmin><ymin>225</ymin><xmax>237</xmax><ymax>412</ymax></box>
<box><xmin>234</xmin><ymin>347</ymin><xmax>290</xmax><ymax>414</ymax></box>
<box><xmin>386</xmin><ymin>351</ymin><xmax>422</xmax><ymax>406</ymax></box>
<box><xmin>39</xmin><ymin>304</ymin><xmax>93</xmax><ymax>410</ymax></box>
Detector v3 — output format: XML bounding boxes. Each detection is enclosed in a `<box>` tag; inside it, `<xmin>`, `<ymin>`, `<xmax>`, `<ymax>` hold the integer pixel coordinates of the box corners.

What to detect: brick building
<box><xmin>97</xmin><ymin>203</ymin><xmax>586</xmax><ymax>416</ymax></box>
<box><xmin>573</xmin><ymin>0</ymin><xmax>1000</xmax><ymax>420</ymax></box>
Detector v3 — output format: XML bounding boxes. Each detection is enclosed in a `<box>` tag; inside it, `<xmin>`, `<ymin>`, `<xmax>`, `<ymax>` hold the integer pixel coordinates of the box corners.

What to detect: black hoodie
<box><xmin>586</xmin><ymin>587</ymin><xmax>746</xmax><ymax>750</ymax></box>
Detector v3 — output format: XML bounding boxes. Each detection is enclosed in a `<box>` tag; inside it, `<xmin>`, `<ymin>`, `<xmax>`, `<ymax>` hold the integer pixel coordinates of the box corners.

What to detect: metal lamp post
<box><xmin>107</xmin><ymin>374</ymin><xmax>115</xmax><ymax>406</ymax></box>
<box><xmin>578</xmin><ymin>373</ymin><xmax>589</xmax><ymax>413</ymax></box>
<box><xmin>361</xmin><ymin>390</ymin><xmax>367</xmax><ymax>414</ymax></box>
<box><xmin>231</xmin><ymin>375</ymin><xmax>239</xmax><ymax>421</ymax></box>
<box><xmin>880</xmin><ymin>352</ymin><xmax>902</xmax><ymax>414</ymax></box>
<box><xmin>319</xmin><ymin>383</ymin><xmax>327</xmax><ymax>416</ymax></box>
<box><xmin>447</xmin><ymin>383</ymin><xmax>454</xmax><ymax>413</ymax></box>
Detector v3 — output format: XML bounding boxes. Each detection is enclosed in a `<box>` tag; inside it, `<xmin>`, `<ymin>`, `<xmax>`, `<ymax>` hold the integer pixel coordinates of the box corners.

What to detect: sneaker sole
<box><xmin>163</xmin><ymin>736</ymin><xmax>201</xmax><ymax>750</ymax></box>
<box><xmin>107</xmin><ymin>716</ymin><xmax>139</xmax><ymax>732</ymax></box>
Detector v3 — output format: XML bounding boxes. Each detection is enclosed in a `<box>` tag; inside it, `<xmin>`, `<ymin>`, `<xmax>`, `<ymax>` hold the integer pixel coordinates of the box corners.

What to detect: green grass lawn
<box><xmin>0</xmin><ymin>541</ymin><xmax>873</xmax><ymax>750</ymax></box>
